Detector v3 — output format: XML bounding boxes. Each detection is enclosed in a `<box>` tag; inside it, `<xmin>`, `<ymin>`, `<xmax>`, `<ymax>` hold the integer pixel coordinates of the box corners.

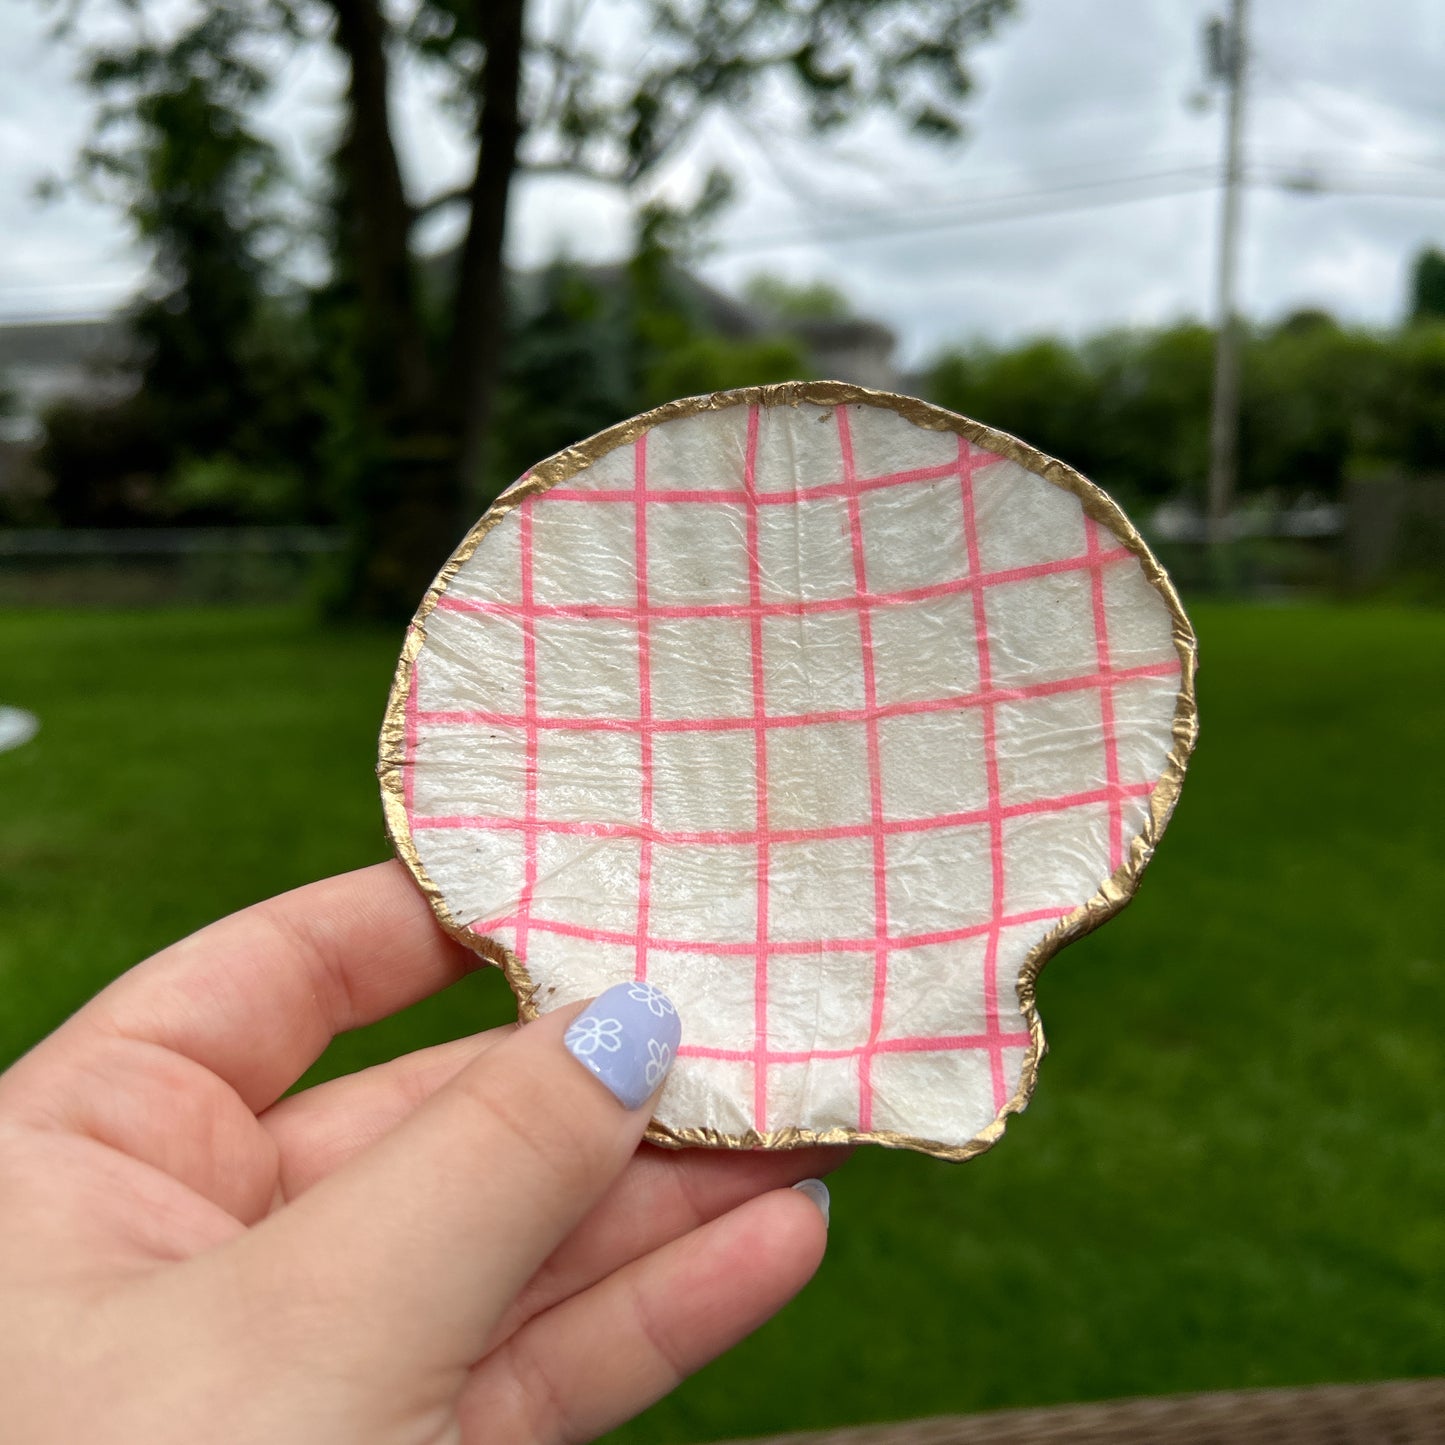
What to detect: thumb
<box><xmin>217</xmin><ymin>982</ymin><xmax>681</xmax><ymax>1379</ymax></box>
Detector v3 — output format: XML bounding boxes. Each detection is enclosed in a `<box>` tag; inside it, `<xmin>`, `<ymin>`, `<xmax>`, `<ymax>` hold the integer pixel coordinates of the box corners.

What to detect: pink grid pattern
<box><xmin>838</xmin><ymin>408</ymin><xmax>892</xmax><ymax>1131</ymax></box>
<box><xmin>743</xmin><ymin>406</ymin><xmax>772</xmax><ymax>1125</ymax></box>
<box><xmin>516</xmin><ymin>499</ymin><xmax>540</xmax><ymax>967</ymax></box>
<box><xmin>1086</xmin><ymin>515</ymin><xmax>1126</xmax><ymax>872</ymax></box>
<box><xmin>404</xmin><ymin>404</ymin><xmax>1181</xmax><ymax>1139</ymax></box>
<box><xmin>959</xmin><ymin>436</ymin><xmax>1011</xmax><ymax>1111</ymax></box>
<box><xmin>633</xmin><ymin>435</ymin><xmax>655</xmax><ymax>985</ymax></box>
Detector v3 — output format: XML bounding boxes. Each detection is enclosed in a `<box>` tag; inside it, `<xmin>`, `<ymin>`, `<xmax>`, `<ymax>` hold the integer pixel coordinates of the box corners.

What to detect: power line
<box><xmin>4</xmin><ymin>159</ymin><xmax>1442</xmax><ymax>318</ymax></box>
<box><xmin>5</xmin><ymin>152</ymin><xmax>1445</xmax><ymax>321</ymax></box>
<box><xmin>1249</xmin><ymin>47</ymin><xmax>1445</xmax><ymax>177</ymax></box>
<box><xmin>0</xmin><ymin>165</ymin><xmax>1229</xmax><ymax>313</ymax></box>
<box><xmin>719</xmin><ymin>166</ymin><xmax>1221</xmax><ymax>253</ymax></box>
<box><xmin>1250</xmin><ymin>169</ymin><xmax>1445</xmax><ymax>201</ymax></box>
<box><xmin>713</xmin><ymin>164</ymin><xmax>1445</xmax><ymax>257</ymax></box>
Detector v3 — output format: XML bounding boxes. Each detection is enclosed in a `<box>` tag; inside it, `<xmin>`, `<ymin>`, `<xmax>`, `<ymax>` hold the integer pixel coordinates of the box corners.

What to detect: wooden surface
<box><xmin>716</xmin><ymin>1379</ymin><xmax>1445</xmax><ymax>1444</ymax></box>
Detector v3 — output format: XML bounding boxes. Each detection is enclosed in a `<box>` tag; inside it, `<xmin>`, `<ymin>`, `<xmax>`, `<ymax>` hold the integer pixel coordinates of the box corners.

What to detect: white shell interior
<box><xmin>399</xmin><ymin>400</ymin><xmax>1182</xmax><ymax>1150</ymax></box>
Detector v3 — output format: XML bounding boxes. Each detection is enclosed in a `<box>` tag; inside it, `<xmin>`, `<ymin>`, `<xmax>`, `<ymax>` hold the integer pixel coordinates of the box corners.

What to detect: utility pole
<box><xmin>1205</xmin><ymin>0</ymin><xmax>1249</xmax><ymax>556</ymax></box>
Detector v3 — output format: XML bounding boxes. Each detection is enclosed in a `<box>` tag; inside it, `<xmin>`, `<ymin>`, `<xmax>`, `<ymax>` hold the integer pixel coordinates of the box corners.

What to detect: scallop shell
<box><xmin>380</xmin><ymin>382</ymin><xmax>1197</xmax><ymax>1161</ymax></box>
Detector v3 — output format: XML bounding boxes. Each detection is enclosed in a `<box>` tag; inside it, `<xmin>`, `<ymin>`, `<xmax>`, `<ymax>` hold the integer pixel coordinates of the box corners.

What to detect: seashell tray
<box><xmin>379</xmin><ymin>381</ymin><xmax>1198</xmax><ymax>1162</ymax></box>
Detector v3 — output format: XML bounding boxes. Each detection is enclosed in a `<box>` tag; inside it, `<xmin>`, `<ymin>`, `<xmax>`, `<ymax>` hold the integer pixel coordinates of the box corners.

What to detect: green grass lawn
<box><xmin>1</xmin><ymin>603</ymin><xmax>1442</xmax><ymax>1438</ymax></box>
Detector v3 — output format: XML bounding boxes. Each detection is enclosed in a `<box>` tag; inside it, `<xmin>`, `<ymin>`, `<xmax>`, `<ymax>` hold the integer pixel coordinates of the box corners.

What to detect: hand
<box><xmin>0</xmin><ymin>863</ymin><xmax>840</xmax><ymax>1443</ymax></box>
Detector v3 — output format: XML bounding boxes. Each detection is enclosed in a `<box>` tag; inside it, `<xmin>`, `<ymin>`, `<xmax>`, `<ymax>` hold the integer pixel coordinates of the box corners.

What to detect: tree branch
<box><xmin>413</xmin><ymin>183</ymin><xmax>472</xmax><ymax>219</ymax></box>
<box><xmin>520</xmin><ymin>155</ymin><xmax>630</xmax><ymax>184</ymax></box>
<box><xmin>412</xmin><ymin>153</ymin><xmax>628</xmax><ymax>229</ymax></box>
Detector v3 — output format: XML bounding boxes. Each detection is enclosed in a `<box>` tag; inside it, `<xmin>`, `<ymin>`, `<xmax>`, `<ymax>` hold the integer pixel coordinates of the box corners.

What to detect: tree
<box><xmin>930</xmin><ymin>337</ymin><xmax>1101</xmax><ymax>480</ymax></box>
<box><xmin>489</xmin><ymin>228</ymin><xmax>812</xmax><ymax>488</ymax></box>
<box><xmin>40</xmin><ymin>2</ymin><xmax>320</xmax><ymax>526</ymax></box>
<box><xmin>1241</xmin><ymin>315</ymin><xmax>1391</xmax><ymax>500</ymax></box>
<box><xmin>1380</xmin><ymin>321</ymin><xmax>1445</xmax><ymax>469</ymax></box>
<box><xmin>925</xmin><ymin>314</ymin><xmax>1434</xmax><ymax>512</ymax></box>
<box><xmin>1088</xmin><ymin>323</ymin><xmax>1215</xmax><ymax>504</ymax></box>
<box><xmin>744</xmin><ymin>274</ymin><xmax>853</xmax><ymax>321</ymax></box>
<box><xmin>1408</xmin><ymin>246</ymin><xmax>1445</xmax><ymax>325</ymax></box>
<box><xmin>327</xmin><ymin>0</ymin><xmax>1018</xmax><ymax>615</ymax></box>
<box><xmin>48</xmin><ymin>0</ymin><xmax>1015</xmax><ymax>613</ymax></box>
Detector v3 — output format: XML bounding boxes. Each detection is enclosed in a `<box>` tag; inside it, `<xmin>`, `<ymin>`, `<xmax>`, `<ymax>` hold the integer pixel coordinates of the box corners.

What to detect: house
<box><xmin>0</xmin><ymin>317</ymin><xmax>132</xmax><ymax>443</ymax></box>
<box><xmin>0</xmin><ymin>269</ymin><xmax>899</xmax><ymax>510</ymax></box>
<box><xmin>447</xmin><ymin>256</ymin><xmax>902</xmax><ymax>391</ymax></box>
<box><xmin>0</xmin><ymin>317</ymin><xmax>133</xmax><ymax>513</ymax></box>
<box><xmin>655</xmin><ymin>267</ymin><xmax>900</xmax><ymax>390</ymax></box>
<box><xmin>0</xmin><ymin>268</ymin><xmax>898</xmax><ymax>435</ymax></box>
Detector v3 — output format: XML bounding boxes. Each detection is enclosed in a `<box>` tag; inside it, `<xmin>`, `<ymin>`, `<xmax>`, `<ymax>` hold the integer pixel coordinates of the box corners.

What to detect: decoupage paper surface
<box><xmin>379</xmin><ymin>383</ymin><xmax>1197</xmax><ymax>1160</ymax></box>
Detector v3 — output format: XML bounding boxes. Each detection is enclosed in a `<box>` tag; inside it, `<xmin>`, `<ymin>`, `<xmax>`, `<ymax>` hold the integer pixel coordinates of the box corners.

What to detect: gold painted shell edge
<box><xmin>376</xmin><ymin>379</ymin><xmax>1200</xmax><ymax>1164</ymax></box>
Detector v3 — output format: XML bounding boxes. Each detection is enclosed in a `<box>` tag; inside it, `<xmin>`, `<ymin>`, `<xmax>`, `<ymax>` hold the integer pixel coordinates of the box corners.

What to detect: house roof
<box><xmin>0</xmin><ymin>318</ymin><xmax>125</xmax><ymax>370</ymax></box>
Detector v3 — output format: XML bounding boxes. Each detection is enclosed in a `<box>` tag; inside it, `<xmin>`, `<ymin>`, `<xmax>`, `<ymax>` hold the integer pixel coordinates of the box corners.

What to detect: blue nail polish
<box><xmin>792</xmin><ymin>1178</ymin><xmax>831</xmax><ymax>1226</ymax></box>
<box><xmin>564</xmin><ymin>981</ymin><xmax>682</xmax><ymax>1110</ymax></box>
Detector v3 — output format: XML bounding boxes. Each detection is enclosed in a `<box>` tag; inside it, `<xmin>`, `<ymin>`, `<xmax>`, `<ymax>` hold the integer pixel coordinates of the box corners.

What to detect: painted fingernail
<box><xmin>563</xmin><ymin>981</ymin><xmax>681</xmax><ymax>1111</ymax></box>
<box><xmin>792</xmin><ymin>1178</ymin><xmax>831</xmax><ymax>1226</ymax></box>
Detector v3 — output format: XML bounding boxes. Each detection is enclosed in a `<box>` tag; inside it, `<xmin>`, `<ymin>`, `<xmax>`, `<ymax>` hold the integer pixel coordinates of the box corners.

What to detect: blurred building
<box><xmin>659</xmin><ymin>268</ymin><xmax>900</xmax><ymax>390</ymax></box>
<box><xmin>0</xmin><ymin>317</ymin><xmax>131</xmax><ymax>443</ymax></box>
<box><xmin>0</xmin><ymin>317</ymin><xmax>131</xmax><ymax>513</ymax></box>
<box><xmin>0</xmin><ymin>271</ymin><xmax>900</xmax><ymax>538</ymax></box>
<box><xmin>0</xmin><ymin>267</ymin><xmax>899</xmax><ymax>445</ymax></box>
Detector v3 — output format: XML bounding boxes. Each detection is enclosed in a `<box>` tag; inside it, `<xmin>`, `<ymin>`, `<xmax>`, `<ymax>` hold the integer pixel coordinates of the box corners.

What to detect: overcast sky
<box><xmin>3</xmin><ymin>0</ymin><xmax>1444</xmax><ymax>364</ymax></box>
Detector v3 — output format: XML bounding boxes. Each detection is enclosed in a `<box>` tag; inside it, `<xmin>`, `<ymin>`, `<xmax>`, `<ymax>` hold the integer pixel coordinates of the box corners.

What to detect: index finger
<box><xmin>8</xmin><ymin>863</ymin><xmax>482</xmax><ymax>1112</ymax></box>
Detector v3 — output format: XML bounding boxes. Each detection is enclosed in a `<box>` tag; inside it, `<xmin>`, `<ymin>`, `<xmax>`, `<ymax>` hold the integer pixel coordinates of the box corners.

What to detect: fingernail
<box><xmin>792</xmin><ymin>1178</ymin><xmax>830</xmax><ymax>1226</ymax></box>
<box><xmin>563</xmin><ymin>981</ymin><xmax>681</xmax><ymax>1111</ymax></box>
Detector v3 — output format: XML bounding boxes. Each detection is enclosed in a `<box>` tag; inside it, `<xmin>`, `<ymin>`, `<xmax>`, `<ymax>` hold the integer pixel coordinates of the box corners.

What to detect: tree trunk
<box><xmin>328</xmin><ymin>0</ymin><xmax>432</xmax><ymax>416</ymax></box>
<box><xmin>449</xmin><ymin>0</ymin><xmax>526</xmax><ymax>504</ymax></box>
<box><xmin>328</xmin><ymin>0</ymin><xmax>461</xmax><ymax>618</ymax></box>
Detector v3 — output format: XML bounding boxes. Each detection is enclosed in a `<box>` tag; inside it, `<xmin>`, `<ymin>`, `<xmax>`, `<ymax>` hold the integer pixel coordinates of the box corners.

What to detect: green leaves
<box><xmin>36</xmin><ymin>0</ymin><xmax>1018</xmax><ymax>601</ymax></box>
<box><xmin>513</xmin><ymin>0</ymin><xmax>1014</xmax><ymax>189</ymax></box>
<box><xmin>928</xmin><ymin>312</ymin><xmax>1445</xmax><ymax>510</ymax></box>
<box><xmin>1408</xmin><ymin>246</ymin><xmax>1445</xmax><ymax>327</ymax></box>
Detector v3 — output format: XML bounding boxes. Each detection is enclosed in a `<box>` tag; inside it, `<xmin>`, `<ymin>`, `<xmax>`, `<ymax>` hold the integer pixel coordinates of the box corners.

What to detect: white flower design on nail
<box><xmin>644</xmin><ymin>1037</ymin><xmax>672</xmax><ymax>1088</ymax></box>
<box><xmin>566</xmin><ymin>1015</ymin><xmax>624</xmax><ymax>1056</ymax></box>
<box><xmin>626</xmin><ymin>981</ymin><xmax>677</xmax><ymax>1018</ymax></box>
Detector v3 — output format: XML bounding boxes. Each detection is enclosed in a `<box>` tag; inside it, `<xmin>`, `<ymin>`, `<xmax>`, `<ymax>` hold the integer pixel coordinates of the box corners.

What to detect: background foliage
<box><xmin>928</xmin><ymin>312</ymin><xmax>1445</xmax><ymax>512</ymax></box>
